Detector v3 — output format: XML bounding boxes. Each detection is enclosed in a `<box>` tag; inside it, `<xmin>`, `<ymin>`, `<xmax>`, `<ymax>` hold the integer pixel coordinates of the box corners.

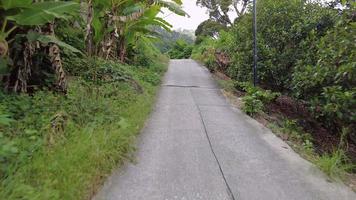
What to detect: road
<box><xmin>94</xmin><ymin>59</ymin><xmax>355</xmax><ymax>200</ymax></box>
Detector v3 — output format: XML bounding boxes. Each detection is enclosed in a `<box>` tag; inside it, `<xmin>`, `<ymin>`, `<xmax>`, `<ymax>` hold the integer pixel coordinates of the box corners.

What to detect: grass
<box><xmin>316</xmin><ymin>150</ymin><xmax>355</xmax><ymax>180</ymax></box>
<box><xmin>214</xmin><ymin>77</ymin><xmax>236</xmax><ymax>93</ymax></box>
<box><xmin>0</xmin><ymin>57</ymin><xmax>168</xmax><ymax>199</ymax></box>
<box><xmin>267</xmin><ymin>121</ymin><xmax>317</xmax><ymax>160</ymax></box>
<box><xmin>267</xmin><ymin>120</ymin><xmax>356</xmax><ymax>181</ymax></box>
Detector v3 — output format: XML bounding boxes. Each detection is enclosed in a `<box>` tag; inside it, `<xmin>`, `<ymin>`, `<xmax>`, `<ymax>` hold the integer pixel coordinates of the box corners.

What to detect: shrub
<box><xmin>168</xmin><ymin>39</ymin><xmax>193</xmax><ymax>59</ymax></box>
<box><xmin>0</xmin><ymin>56</ymin><xmax>168</xmax><ymax>198</ymax></box>
<box><xmin>292</xmin><ymin>13</ymin><xmax>356</xmax><ymax>131</ymax></box>
<box><xmin>128</xmin><ymin>37</ymin><xmax>163</xmax><ymax>67</ymax></box>
<box><xmin>316</xmin><ymin>150</ymin><xmax>355</xmax><ymax>179</ymax></box>
<box><xmin>194</xmin><ymin>0</ymin><xmax>354</xmax><ymax>138</ymax></box>
<box><xmin>239</xmin><ymin>82</ymin><xmax>280</xmax><ymax>116</ymax></box>
<box><xmin>191</xmin><ymin>37</ymin><xmax>217</xmax><ymax>71</ymax></box>
<box><xmin>241</xmin><ymin>95</ymin><xmax>264</xmax><ymax>116</ymax></box>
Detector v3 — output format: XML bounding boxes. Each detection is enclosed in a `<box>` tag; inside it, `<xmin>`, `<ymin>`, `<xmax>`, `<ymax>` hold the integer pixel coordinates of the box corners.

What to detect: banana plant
<box><xmin>84</xmin><ymin>0</ymin><xmax>131</xmax><ymax>57</ymax></box>
<box><xmin>0</xmin><ymin>0</ymin><xmax>80</xmax><ymax>92</ymax></box>
<box><xmin>0</xmin><ymin>0</ymin><xmax>80</xmax><ymax>56</ymax></box>
<box><xmin>83</xmin><ymin>0</ymin><xmax>187</xmax><ymax>61</ymax></box>
<box><xmin>115</xmin><ymin>0</ymin><xmax>188</xmax><ymax>61</ymax></box>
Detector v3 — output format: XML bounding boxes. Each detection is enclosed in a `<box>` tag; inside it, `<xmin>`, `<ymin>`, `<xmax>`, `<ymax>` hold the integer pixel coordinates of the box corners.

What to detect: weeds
<box><xmin>268</xmin><ymin>119</ymin><xmax>355</xmax><ymax>180</ymax></box>
<box><xmin>316</xmin><ymin>150</ymin><xmax>355</xmax><ymax>179</ymax></box>
<box><xmin>0</xmin><ymin>58</ymin><xmax>168</xmax><ymax>199</ymax></box>
<box><xmin>238</xmin><ymin>82</ymin><xmax>280</xmax><ymax>116</ymax></box>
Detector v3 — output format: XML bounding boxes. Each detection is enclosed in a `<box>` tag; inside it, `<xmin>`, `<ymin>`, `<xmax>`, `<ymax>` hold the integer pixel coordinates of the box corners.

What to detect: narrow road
<box><xmin>94</xmin><ymin>59</ymin><xmax>355</xmax><ymax>200</ymax></box>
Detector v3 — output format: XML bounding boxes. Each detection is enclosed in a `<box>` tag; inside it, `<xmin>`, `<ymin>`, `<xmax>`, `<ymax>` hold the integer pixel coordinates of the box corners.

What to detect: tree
<box><xmin>168</xmin><ymin>39</ymin><xmax>193</xmax><ymax>59</ymax></box>
<box><xmin>83</xmin><ymin>0</ymin><xmax>187</xmax><ymax>62</ymax></box>
<box><xmin>196</xmin><ymin>0</ymin><xmax>250</xmax><ymax>25</ymax></box>
<box><xmin>195</xmin><ymin>19</ymin><xmax>227</xmax><ymax>37</ymax></box>
<box><xmin>0</xmin><ymin>0</ymin><xmax>80</xmax><ymax>93</ymax></box>
<box><xmin>0</xmin><ymin>0</ymin><xmax>188</xmax><ymax>93</ymax></box>
<box><xmin>153</xmin><ymin>27</ymin><xmax>194</xmax><ymax>53</ymax></box>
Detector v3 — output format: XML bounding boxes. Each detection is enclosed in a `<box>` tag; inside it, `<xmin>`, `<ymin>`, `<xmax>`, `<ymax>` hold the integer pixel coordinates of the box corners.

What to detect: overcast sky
<box><xmin>160</xmin><ymin>0</ymin><xmax>209</xmax><ymax>30</ymax></box>
<box><xmin>160</xmin><ymin>0</ymin><xmax>338</xmax><ymax>31</ymax></box>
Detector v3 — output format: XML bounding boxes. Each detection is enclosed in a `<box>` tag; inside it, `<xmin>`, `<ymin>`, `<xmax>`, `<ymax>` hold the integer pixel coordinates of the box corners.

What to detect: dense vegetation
<box><xmin>0</xmin><ymin>0</ymin><xmax>185</xmax><ymax>199</ymax></box>
<box><xmin>153</xmin><ymin>27</ymin><xmax>194</xmax><ymax>59</ymax></box>
<box><xmin>154</xmin><ymin>27</ymin><xmax>194</xmax><ymax>54</ymax></box>
<box><xmin>193</xmin><ymin>0</ymin><xmax>355</xmax><ymax>177</ymax></box>
<box><xmin>168</xmin><ymin>39</ymin><xmax>193</xmax><ymax>59</ymax></box>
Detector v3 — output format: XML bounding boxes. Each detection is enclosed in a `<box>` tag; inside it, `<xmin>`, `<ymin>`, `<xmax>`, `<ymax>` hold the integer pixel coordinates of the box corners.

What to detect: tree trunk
<box><xmin>48</xmin><ymin>23</ymin><xmax>67</xmax><ymax>93</ymax></box>
<box><xmin>85</xmin><ymin>0</ymin><xmax>94</xmax><ymax>57</ymax></box>
<box><xmin>12</xmin><ymin>41</ymin><xmax>35</xmax><ymax>93</ymax></box>
<box><xmin>104</xmin><ymin>32</ymin><xmax>115</xmax><ymax>60</ymax></box>
<box><xmin>118</xmin><ymin>36</ymin><xmax>126</xmax><ymax>62</ymax></box>
<box><xmin>99</xmin><ymin>14</ymin><xmax>116</xmax><ymax>60</ymax></box>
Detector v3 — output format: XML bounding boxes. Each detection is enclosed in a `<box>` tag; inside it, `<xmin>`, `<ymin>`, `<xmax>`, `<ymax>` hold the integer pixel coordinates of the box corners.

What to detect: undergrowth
<box><xmin>0</xmin><ymin>56</ymin><xmax>168</xmax><ymax>199</ymax></box>
<box><xmin>235</xmin><ymin>81</ymin><xmax>280</xmax><ymax>116</ymax></box>
<box><xmin>216</xmin><ymin>77</ymin><xmax>355</xmax><ymax>182</ymax></box>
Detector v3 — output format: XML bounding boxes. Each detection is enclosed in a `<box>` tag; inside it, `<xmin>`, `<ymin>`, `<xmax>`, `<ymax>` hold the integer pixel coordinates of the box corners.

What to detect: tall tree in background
<box><xmin>196</xmin><ymin>0</ymin><xmax>250</xmax><ymax>25</ymax></box>
<box><xmin>195</xmin><ymin>19</ymin><xmax>227</xmax><ymax>38</ymax></box>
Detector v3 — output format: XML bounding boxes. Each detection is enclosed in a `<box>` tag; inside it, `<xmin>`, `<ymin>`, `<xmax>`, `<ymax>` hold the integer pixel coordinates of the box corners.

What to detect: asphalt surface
<box><xmin>94</xmin><ymin>59</ymin><xmax>355</xmax><ymax>200</ymax></box>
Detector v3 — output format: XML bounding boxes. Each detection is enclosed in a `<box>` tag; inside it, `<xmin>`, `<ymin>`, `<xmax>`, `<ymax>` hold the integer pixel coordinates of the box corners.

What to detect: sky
<box><xmin>160</xmin><ymin>0</ymin><xmax>209</xmax><ymax>31</ymax></box>
<box><xmin>161</xmin><ymin>0</ymin><xmax>339</xmax><ymax>31</ymax></box>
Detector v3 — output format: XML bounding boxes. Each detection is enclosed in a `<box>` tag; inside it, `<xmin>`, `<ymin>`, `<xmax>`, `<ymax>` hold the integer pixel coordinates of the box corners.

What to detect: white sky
<box><xmin>160</xmin><ymin>0</ymin><xmax>209</xmax><ymax>30</ymax></box>
<box><xmin>160</xmin><ymin>0</ymin><xmax>338</xmax><ymax>30</ymax></box>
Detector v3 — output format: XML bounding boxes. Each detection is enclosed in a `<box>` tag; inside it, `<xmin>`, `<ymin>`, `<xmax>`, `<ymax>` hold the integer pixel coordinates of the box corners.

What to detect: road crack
<box><xmin>190</xmin><ymin>89</ymin><xmax>237</xmax><ymax>200</ymax></box>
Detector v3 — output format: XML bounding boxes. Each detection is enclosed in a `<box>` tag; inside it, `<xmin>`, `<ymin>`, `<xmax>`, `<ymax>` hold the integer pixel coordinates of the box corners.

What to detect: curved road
<box><xmin>94</xmin><ymin>59</ymin><xmax>355</xmax><ymax>200</ymax></box>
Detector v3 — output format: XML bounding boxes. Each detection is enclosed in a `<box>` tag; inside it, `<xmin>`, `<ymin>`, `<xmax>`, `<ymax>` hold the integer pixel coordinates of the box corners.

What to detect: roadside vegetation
<box><xmin>168</xmin><ymin>39</ymin><xmax>193</xmax><ymax>59</ymax></box>
<box><xmin>192</xmin><ymin>0</ymin><xmax>355</xmax><ymax>186</ymax></box>
<box><xmin>154</xmin><ymin>27</ymin><xmax>194</xmax><ymax>55</ymax></box>
<box><xmin>0</xmin><ymin>0</ymin><xmax>186</xmax><ymax>199</ymax></box>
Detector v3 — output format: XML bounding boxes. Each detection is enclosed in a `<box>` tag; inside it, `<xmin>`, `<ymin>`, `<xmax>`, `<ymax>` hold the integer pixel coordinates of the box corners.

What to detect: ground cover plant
<box><xmin>0</xmin><ymin>0</ymin><xmax>186</xmax><ymax>199</ymax></box>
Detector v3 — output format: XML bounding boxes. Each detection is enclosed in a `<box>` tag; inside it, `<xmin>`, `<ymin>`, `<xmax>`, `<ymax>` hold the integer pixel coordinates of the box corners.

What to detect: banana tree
<box><xmin>0</xmin><ymin>0</ymin><xmax>80</xmax><ymax>93</ymax></box>
<box><xmin>84</xmin><ymin>0</ymin><xmax>131</xmax><ymax>58</ymax></box>
<box><xmin>115</xmin><ymin>0</ymin><xmax>188</xmax><ymax>62</ymax></box>
<box><xmin>83</xmin><ymin>0</ymin><xmax>187</xmax><ymax>61</ymax></box>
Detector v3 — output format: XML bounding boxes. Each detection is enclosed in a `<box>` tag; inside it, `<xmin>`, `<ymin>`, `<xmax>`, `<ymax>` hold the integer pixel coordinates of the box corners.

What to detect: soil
<box><xmin>213</xmin><ymin>71</ymin><xmax>356</xmax><ymax>162</ymax></box>
<box><xmin>266</xmin><ymin>95</ymin><xmax>356</xmax><ymax>162</ymax></box>
<box><xmin>213</xmin><ymin>71</ymin><xmax>356</xmax><ymax>191</ymax></box>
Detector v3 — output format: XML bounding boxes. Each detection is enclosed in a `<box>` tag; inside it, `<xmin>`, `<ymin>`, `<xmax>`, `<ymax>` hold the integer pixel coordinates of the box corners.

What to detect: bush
<box><xmin>241</xmin><ymin>95</ymin><xmax>264</xmax><ymax>116</ymax></box>
<box><xmin>239</xmin><ymin>82</ymin><xmax>280</xmax><ymax>116</ymax></box>
<box><xmin>193</xmin><ymin>0</ymin><xmax>355</xmax><ymax>137</ymax></box>
<box><xmin>292</xmin><ymin>14</ymin><xmax>356</xmax><ymax>130</ymax></box>
<box><xmin>191</xmin><ymin>37</ymin><xmax>217</xmax><ymax>71</ymax></box>
<box><xmin>168</xmin><ymin>39</ymin><xmax>193</xmax><ymax>59</ymax></box>
<box><xmin>316</xmin><ymin>150</ymin><xmax>355</xmax><ymax>179</ymax></box>
<box><xmin>128</xmin><ymin>36</ymin><xmax>163</xmax><ymax>67</ymax></box>
<box><xmin>0</xmin><ymin>56</ymin><xmax>168</xmax><ymax>199</ymax></box>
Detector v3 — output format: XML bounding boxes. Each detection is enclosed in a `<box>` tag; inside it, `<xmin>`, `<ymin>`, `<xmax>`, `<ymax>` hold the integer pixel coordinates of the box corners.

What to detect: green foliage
<box><xmin>1</xmin><ymin>0</ymin><xmax>185</xmax><ymax>92</ymax></box>
<box><xmin>191</xmin><ymin>37</ymin><xmax>216</xmax><ymax>70</ymax></box>
<box><xmin>241</xmin><ymin>95</ymin><xmax>264</xmax><ymax>116</ymax></box>
<box><xmin>195</xmin><ymin>19</ymin><xmax>227</xmax><ymax>40</ymax></box>
<box><xmin>194</xmin><ymin>0</ymin><xmax>355</xmax><ymax>136</ymax></box>
<box><xmin>316</xmin><ymin>150</ymin><xmax>355</xmax><ymax>179</ymax></box>
<box><xmin>0</xmin><ymin>0</ymin><xmax>176</xmax><ymax>198</ymax></box>
<box><xmin>153</xmin><ymin>27</ymin><xmax>194</xmax><ymax>53</ymax></box>
<box><xmin>0</xmin><ymin>0</ymin><xmax>81</xmax><ymax>77</ymax></box>
<box><xmin>280</xmin><ymin>119</ymin><xmax>312</xmax><ymax>143</ymax></box>
<box><xmin>55</xmin><ymin>22</ymin><xmax>85</xmax><ymax>52</ymax></box>
<box><xmin>196</xmin><ymin>0</ymin><xmax>249</xmax><ymax>25</ymax></box>
<box><xmin>28</xmin><ymin>31</ymin><xmax>82</xmax><ymax>54</ymax></box>
<box><xmin>0</xmin><ymin>57</ymin><xmax>168</xmax><ymax>199</ymax></box>
<box><xmin>168</xmin><ymin>39</ymin><xmax>193</xmax><ymax>59</ymax></box>
<box><xmin>129</xmin><ymin>36</ymin><xmax>163</xmax><ymax>67</ymax></box>
<box><xmin>292</xmin><ymin>14</ymin><xmax>356</xmax><ymax>129</ymax></box>
<box><xmin>239</xmin><ymin>81</ymin><xmax>280</xmax><ymax>116</ymax></box>
<box><xmin>1</xmin><ymin>1</ymin><xmax>79</xmax><ymax>26</ymax></box>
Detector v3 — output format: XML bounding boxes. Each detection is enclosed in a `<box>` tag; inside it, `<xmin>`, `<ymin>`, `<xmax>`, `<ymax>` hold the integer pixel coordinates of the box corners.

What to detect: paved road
<box><xmin>94</xmin><ymin>59</ymin><xmax>355</xmax><ymax>200</ymax></box>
